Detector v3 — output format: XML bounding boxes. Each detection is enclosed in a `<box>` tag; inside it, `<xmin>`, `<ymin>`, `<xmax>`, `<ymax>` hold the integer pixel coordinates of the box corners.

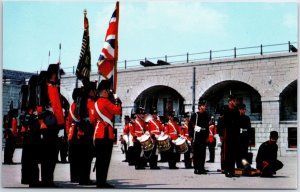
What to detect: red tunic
<box><xmin>47</xmin><ymin>83</ymin><xmax>65</xmax><ymax>125</ymax></box>
<box><xmin>133</xmin><ymin>118</ymin><xmax>146</xmax><ymax>138</ymax></box>
<box><xmin>94</xmin><ymin>97</ymin><xmax>121</xmax><ymax>140</ymax></box>
<box><xmin>165</xmin><ymin>121</ymin><xmax>181</xmax><ymax>141</ymax></box>
<box><xmin>147</xmin><ymin>119</ymin><xmax>163</xmax><ymax>136</ymax></box>
<box><xmin>67</xmin><ymin>102</ymin><xmax>80</xmax><ymax>141</ymax></box>
<box><xmin>207</xmin><ymin>124</ymin><xmax>217</xmax><ymax>143</ymax></box>
<box><xmin>123</xmin><ymin>122</ymin><xmax>135</xmax><ymax>142</ymax></box>
<box><xmin>181</xmin><ymin>122</ymin><xmax>192</xmax><ymax>141</ymax></box>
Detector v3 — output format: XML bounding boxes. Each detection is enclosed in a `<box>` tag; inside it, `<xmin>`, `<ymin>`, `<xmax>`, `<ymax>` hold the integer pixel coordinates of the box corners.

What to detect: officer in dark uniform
<box><xmin>237</xmin><ymin>103</ymin><xmax>251</xmax><ymax>168</ymax></box>
<box><xmin>188</xmin><ymin>98</ymin><xmax>210</xmax><ymax>175</ymax></box>
<box><xmin>256</xmin><ymin>131</ymin><xmax>283</xmax><ymax>177</ymax></box>
<box><xmin>217</xmin><ymin>94</ymin><xmax>240</xmax><ymax>178</ymax></box>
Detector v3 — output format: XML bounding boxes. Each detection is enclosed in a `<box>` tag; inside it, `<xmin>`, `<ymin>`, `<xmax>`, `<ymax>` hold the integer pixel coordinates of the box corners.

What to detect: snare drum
<box><xmin>138</xmin><ymin>134</ymin><xmax>154</xmax><ymax>151</ymax></box>
<box><xmin>174</xmin><ymin>137</ymin><xmax>188</xmax><ymax>154</ymax></box>
<box><xmin>157</xmin><ymin>135</ymin><xmax>171</xmax><ymax>152</ymax></box>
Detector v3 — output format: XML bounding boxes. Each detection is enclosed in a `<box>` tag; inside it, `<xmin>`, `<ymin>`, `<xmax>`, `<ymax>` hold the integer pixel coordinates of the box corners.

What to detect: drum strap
<box><xmin>149</xmin><ymin>119</ymin><xmax>159</xmax><ymax>130</ymax></box>
<box><xmin>135</xmin><ymin>119</ymin><xmax>144</xmax><ymax>134</ymax></box>
<box><xmin>168</xmin><ymin>121</ymin><xmax>177</xmax><ymax>134</ymax></box>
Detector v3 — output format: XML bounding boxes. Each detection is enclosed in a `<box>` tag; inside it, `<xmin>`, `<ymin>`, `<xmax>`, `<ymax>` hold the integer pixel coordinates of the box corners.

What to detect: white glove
<box><xmin>58</xmin><ymin>129</ymin><xmax>64</xmax><ymax>137</ymax></box>
<box><xmin>187</xmin><ymin>140</ymin><xmax>191</xmax><ymax>145</ymax></box>
<box><xmin>145</xmin><ymin>131</ymin><xmax>150</xmax><ymax>136</ymax></box>
<box><xmin>194</xmin><ymin>126</ymin><xmax>201</xmax><ymax>132</ymax></box>
<box><xmin>160</xmin><ymin>132</ymin><xmax>165</xmax><ymax>137</ymax></box>
<box><xmin>171</xmin><ymin>140</ymin><xmax>176</xmax><ymax>144</ymax></box>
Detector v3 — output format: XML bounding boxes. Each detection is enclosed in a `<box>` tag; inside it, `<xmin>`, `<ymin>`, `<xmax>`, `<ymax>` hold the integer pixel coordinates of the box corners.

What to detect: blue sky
<box><xmin>3</xmin><ymin>1</ymin><xmax>298</xmax><ymax>74</ymax></box>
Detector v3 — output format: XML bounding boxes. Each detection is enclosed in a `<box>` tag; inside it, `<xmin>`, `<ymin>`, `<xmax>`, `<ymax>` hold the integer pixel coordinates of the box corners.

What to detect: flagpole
<box><xmin>113</xmin><ymin>0</ymin><xmax>119</xmax><ymax>94</ymax></box>
<box><xmin>48</xmin><ymin>50</ymin><xmax>50</xmax><ymax>65</ymax></box>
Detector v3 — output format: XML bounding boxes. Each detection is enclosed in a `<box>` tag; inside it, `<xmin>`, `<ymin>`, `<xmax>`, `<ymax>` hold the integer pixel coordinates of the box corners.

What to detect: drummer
<box><xmin>123</xmin><ymin>115</ymin><xmax>135</xmax><ymax>166</ymax></box>
<box><xmin>188</xmin><ymin>98</ymin><xmax>210</xmax><ymax>175</ymax></box>
<box><xmin>164</xmin><ymin>111</ymin><xmax>181</xmax><ymax>169</ymax></box>
<box><xmin>145</xmin><ymin>107</ymin><xmax>163</xmax><ymax>169</ymax></box>
<box><xmin>181</xmin><ymin>112</ymin><xmax>193</xmax><ymax>169</ymax></box>
<box><xmin>132</xmin><ymin>107</ymin><xmax>147</xmax><ymax>170</ymax></box>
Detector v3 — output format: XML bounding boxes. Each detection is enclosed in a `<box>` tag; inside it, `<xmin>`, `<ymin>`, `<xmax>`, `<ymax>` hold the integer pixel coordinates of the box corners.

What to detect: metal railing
<box><xmin>60</xmin><ymin>41</ymin><xmax>297</xmax><ymax>75</ymax></box>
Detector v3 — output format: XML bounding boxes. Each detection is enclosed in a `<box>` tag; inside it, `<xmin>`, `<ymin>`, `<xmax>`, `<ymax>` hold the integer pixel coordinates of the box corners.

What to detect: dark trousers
<box><xmin>237</xmin><ymin>136</ymin><xmax>249</xmax><ymax>168</ymax></box>
<box><xmin>207</xmin><ymin>141</ymin><xmax>216</xmax><ymax>162</ymax></box>
<box><xmin>78</xmin><ymin>136</ymin><xmax>94</xmax><ymax>183</ymax></box>
<box><xmin>57</xmin><ymin>137</ymin><xmax>68</xmax><ymax>162</ymax></box>
<box><xmin>184</xmin><ymin>145</ymin><xmax>192</xmax><ymax>168</ymax></box>
<box><xmin>94</xmin><ymin>138</ymin><xmax>113</xmax><ymax>186</ymax></box>
<box><xmin>40</xmin><ymin>129</ymin><xmax>58</xmax><ymax>186</ymax></box>
<box><xmin>127</xmin><ymin>146</ymin><xmax>134</xmax><ymax>165</ymax></box>
<box><xmin>68</xmin><ymin>139</ymin><xmax>80</xmax><ymax>182</ymax></box>
<box><xmin>259</xmin><ymin>160</ymin><xmax>283</xmax><ymax>175</ymax></box>
<box><xmin>4</xmin><ymin>133</ymin><xmax>15</xmax><ymax>164</ymax></box>
<box><xmin>167</xmin><ymin>143</ymin><xmax>177</xmax><ymax>168</ymax></box>
<box><xmin>193</xmin><ymin>135</ymin><xmax>207</xmax><ymax>171</ymax></box>
<box><xmin>21</xmin><ymin>132</ymin><xmax>40</xmax><ymax>186</ymax></box>
<box><xmin>145</xmin><ymin>143</ymin><xmax>158</xmax><ymax>168</ymax></box>
<box><xmin>133</xmin><ymin>141</ymin><xmax>143</xmax><ymax>168</ymax></box>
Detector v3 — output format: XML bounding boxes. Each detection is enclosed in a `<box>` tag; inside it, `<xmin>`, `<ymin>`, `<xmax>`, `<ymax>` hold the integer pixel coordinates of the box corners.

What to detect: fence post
<box><xmin>165</xmin><ymin>55</ymin><xmax>167</xmax><ymax>62</ymax></box>
<box><xmin>73</xmin><ymin>66</ymin><xmax>74</xmax><ymax>74</ymax></box>
<box><xmin>187</xmin><ymin>53</ymin><xmax>189</xmax><ymax>63</ymax></box>
<box><xmin>125</xmin><ymin>60</ymin><xmax>127</xmax><ymax>69</ymax></box>
<box><xmin>209</xmin><ymin>50</ymin><xmax>212</xmax><ymax>61</ymax></box>
<box><xmin>234</xmin><ymin>47</ymin><xmax>236</xmax><ymax>58</ymax></box>
<box><xmin>260</xmin><ymin>44</ymin><xmax>263</xmax><ymax>55</ymax></box>
<box><xmin>288</xmin><ymin>41</ymin><xmax>291</xmax><ymax>52</ymax></box>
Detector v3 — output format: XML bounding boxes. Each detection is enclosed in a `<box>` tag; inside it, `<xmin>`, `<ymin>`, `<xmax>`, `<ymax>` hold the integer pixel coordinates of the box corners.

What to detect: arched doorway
<box><xmin>201</xmin><ymin>80</ymin><xmax>262</xmax><ymax>121</ymax></box>
<box><xmin>134</xmin><ymin>85</ymin><xmax>184</xmax><ymax>123</ymax></box>
<box><xmin>280</xmin><ymin>80</ymin><xmax>297</xmax><ymax>121</ymax></box>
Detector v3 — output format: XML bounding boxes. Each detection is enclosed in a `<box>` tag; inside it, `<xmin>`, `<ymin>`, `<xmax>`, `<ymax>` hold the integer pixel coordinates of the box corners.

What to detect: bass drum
<box><xmin>157</xmin><ymin>135</ymin><xmax>171</xmax><ymax>152</ymax></box>
<box><xmin>174</xmin><ymin>137</ymin><xmax>188</xmax><ymax>154</ymax></box>
<box><xmin>138</xmin><ymin>134</ymin><xmax>154</xmax><ymax>152</ymax></box>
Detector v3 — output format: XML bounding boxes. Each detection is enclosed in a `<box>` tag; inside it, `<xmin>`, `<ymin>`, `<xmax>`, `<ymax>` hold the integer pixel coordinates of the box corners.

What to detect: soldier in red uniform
<box><xmin>77</xmin><ymin>81</ymin><xmax>97</xmax><ymax>185</ymax></box>
<box><xmin>146</xmin><ymin>108</ymin><xmax>163</xmax><ymax>169</ymax></box>
<box><xmin>164</xmin><ymin>111</ymin><xmax>181</xmax><ymax>169</ymax></box>
<box><xmin>181</xmin><ymin>112</ymin><xmax>193</xmax><ymax>168</ymax></box>
<box><xmin>66</xmin><ymin>88</ymin><xmax>82</xmax><ymax>183</ymax></box>
<box><xmin>132</xmin><ymin>107</ymin><xmax>147</xmax><ymax>170</ymax></box>
<box><xmin>123</xmin><ymin>115</ymin><xmax>135</xmax><ymax>166</ymax></box>
<box><xmin>94</xmin><ymin>80</ymin><xmax>122</xmax><ymax>188</ymax></box>
<box><xmin>38</xmin><ymin>64</ymin><xmax>66</xmax><ymax>187</ymax></box>
<box><xmin>207</xmin><ymin>116</ymin><xmax>217</xmax><ymax>163</ymax></box>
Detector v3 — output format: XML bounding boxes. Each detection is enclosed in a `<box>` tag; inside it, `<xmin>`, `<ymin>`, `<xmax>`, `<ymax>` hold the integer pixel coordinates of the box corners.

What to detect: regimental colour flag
<box><xmin>76</xmin><ymin>9</ymin><xmax>91</xmax><ymax>83</ymax></box>
<box><xmin>97</xmin><ymin>1</ymin><xmax>119</xmax><ymax>92</ymax></box>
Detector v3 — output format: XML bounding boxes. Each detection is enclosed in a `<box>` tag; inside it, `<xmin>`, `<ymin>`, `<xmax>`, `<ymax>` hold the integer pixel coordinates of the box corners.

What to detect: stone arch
<box><xmin>279</xmin><ymin>80</ymin><xmax>297</xmax><ymax>121</ymax></box>
<box><xmin>200</xmin><ymin>80</ymin><xmax>262</xmax><ymax>121</ymax></box>
<box><xmin>197</xmin><ymin>69</ymin><xmax>263</xmax><ymax>99</ymax></box>
<box><xmin>133</xmin><ymin>85</ymin><xmax>185</xmax><ymax>120</ymax></box>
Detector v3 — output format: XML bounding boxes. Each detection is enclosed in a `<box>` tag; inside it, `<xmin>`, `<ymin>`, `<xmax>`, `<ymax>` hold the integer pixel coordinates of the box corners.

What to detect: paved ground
<box><xmin>1</xmin><ymin>146</ymin><xmax>298</xmax><ymax>190</ymax></box>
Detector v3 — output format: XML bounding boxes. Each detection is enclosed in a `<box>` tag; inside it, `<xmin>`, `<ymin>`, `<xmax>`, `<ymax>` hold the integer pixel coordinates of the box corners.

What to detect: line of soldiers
<box><xmin>121</xmin><ymin>95</ymin><xmax>272</xmax><ymax>177</ymax></box>
<box><xmin>18</xmin><ymin>62</ymin><xmax>121</xmax><ymax>188</ymax></box>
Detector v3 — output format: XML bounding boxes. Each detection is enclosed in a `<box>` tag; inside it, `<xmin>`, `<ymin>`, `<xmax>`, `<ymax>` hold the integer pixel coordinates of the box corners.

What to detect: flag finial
<box><xmin>83</xmin><ymin>9</ymin><xmax>87</xmax><ymax>16</ymax></box>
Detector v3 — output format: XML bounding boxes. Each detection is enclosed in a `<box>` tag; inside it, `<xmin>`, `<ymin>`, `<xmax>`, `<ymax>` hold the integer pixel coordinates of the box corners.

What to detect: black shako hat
<box><xmin>47</xmin><ymin>63</ymin><xmax>65</xmax><ymax>79</ymax></box>
<box><xmin>150</xmin><ymin>107</ymin><xmax>158</xmax><ymax>114</ymax></box>
<box><xmin>198</xmin><ymin>97</ymin><xmax>206</xmax><ymax>105</ymax></box>
<box><xmin>124</xmin><ymin>115</ymin><xmax>130</xmax><ymax>121</ymax></box>
<box><xmin>72</xmin><ymin>88</ymin><xmax>82</xmax><ymax>101</ymax></box>
<box><xmin>85</xmin><ymin>81</ymin><xmax>97</xmax><ymax>93</ymax></box>
<box><xmin>168</xmin><ymin>110</ymin><xmax>175</xmax><ymax>117</ymax></box>
<box><xmin>183</xmin><ymin>112</ymin><xmax>190</xmax><ymax>118</ymax></box>
<box><xmin>239</xmin><ymin>103</ymin><xmax>246</xmax><ymax>109</ymax></box>
<box><xmin>135</xmin><ymin>107</ymin><xmax>145</xmax><ymax>114</ymax></box>
<box><xmin>97</xmin><ymin>80</ymin><xmax>111</xmax><ymax>91</ymax></box>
